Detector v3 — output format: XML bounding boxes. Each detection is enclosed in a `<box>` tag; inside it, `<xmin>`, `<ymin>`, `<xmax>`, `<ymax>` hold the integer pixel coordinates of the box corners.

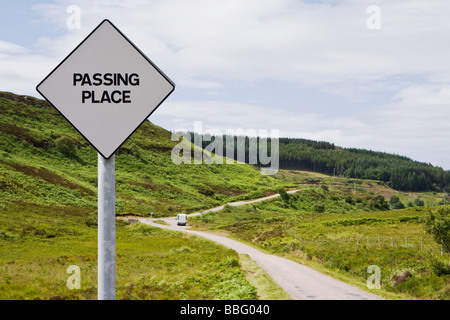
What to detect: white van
<box><xmin>177</xmin><ymin>214</ymin><xmax>187</xmax><ymax>226</ymax></box>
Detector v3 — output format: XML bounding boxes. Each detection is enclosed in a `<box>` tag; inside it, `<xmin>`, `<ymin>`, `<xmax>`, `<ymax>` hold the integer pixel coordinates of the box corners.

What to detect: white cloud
<box><xmin>2</xmin><ymin>0</ymin><xmax>450</xmax><ymax>169</ymax></box>
<box><xmin>154</xmin><ymin>85</ymin><xmax>450</xmax><ymax>169</ymax></box>
<box><xmin>19</xmin><ymin>0</ymin><xmax>450</xmax><ymax>93</ymax></box>
<box><xmin>0</xmin><ymin>41</ymin><xmax>28</xmax><ymax>55</ymax></box>
<box><xmin>178</xmin><ymin>79</ymin><xmax>223</xmax><ymax>90</ymax></box>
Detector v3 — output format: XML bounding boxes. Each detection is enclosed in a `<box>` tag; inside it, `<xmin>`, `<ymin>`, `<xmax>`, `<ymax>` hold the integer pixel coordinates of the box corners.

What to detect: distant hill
<box><xmin>0</xmin><ymin>92</ymin><xmax>285</xmax><ymax>217</ymax></box>
<box><xmin>278</xmin><ymin>138</ymin><xmax>450</xmax><ymax>192</ymax></box>
<box><xmin>183</xmin><ymin>134</ymin><xmax>450</xmax><ymax>192</ymax></box>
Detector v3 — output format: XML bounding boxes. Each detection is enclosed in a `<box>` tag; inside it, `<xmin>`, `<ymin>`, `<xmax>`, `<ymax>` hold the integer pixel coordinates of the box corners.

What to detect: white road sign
<box><xmin>36</xmin><ymin>19</ymin><xmax>175</xmax><ymax>159</ymax></box>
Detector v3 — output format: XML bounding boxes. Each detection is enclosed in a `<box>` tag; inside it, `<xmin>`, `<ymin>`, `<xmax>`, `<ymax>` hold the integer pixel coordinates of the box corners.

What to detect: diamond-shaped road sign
<box><xmin>36</xmin><ymin>19</ymin><xmax>175</xmax><ymax>159</ymax></box>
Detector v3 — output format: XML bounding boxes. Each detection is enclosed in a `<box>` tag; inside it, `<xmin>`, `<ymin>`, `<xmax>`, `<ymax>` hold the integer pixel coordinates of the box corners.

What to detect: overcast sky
<box><xmin>2</xmin><ymin>0</ymin><xmax>450</xmax><ymax>169</ymax></box>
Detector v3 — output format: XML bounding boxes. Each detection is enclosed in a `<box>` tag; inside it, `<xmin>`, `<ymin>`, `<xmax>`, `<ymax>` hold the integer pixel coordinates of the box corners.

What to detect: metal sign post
<box><xmin>97</xmin><ymin>154</ymin><xmax>115</xmax><ymax>300</ymax></box>
<box><xmin>36</xmin><ymin>19</ymin><xmax>175</xmax><ymax>300</ymax></box>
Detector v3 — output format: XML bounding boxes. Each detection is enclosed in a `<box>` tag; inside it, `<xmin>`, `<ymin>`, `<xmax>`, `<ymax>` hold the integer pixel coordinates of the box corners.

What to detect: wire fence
<box><xmin>324</xmin><ymin>233</ymin><xmax>445</xmax><ymax>255</ymax></box>
<box><xmin>284</xmin><ymin>225</ymin><xmax>447</xmax><ymax>256</ymax></box>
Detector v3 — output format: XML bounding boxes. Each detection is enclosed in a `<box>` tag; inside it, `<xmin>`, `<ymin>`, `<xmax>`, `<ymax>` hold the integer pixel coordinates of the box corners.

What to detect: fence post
<box><xmin>421</xmin><ymin>237</ymin><xmax>423</xmax><ymax>251</ymax></box>
<box><xmin>392</xmin><ymin>236</ymin><xmax>394</xmax><ymax>248</ymax></box>
<box><xmin>405</xmin><ymin>236</ymin><xmax>408</xmax><ymax>248</ymax></box>
<box><xmin>378</xmin><ymin>235</ymin><xmax>381</xmax><ymax>247</ymax></box>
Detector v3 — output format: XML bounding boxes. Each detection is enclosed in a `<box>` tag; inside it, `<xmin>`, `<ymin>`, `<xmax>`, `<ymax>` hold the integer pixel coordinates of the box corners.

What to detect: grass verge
<box><xmin>238</xmin><ymin>253</ymin><xmax>291</xmax><ymax>300</ymax></box>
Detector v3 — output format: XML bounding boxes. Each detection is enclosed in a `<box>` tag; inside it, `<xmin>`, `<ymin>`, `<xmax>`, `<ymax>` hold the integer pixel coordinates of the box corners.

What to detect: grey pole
<box><xmin>98</xmin><ymin>153</ymin><xmax>116</xmax><ymax>300</ymax></box>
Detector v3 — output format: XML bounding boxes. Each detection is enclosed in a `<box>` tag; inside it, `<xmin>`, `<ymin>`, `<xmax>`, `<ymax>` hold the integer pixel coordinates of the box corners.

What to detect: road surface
<box><xmin>127</xmin><ymin>191</ymin><xmax>384</xmax><ymax>300</ymax></box>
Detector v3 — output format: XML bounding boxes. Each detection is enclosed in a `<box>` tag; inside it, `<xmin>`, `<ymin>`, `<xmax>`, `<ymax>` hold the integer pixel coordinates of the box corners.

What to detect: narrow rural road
<box><xmin>129</xmin><ymin>191</ymin><xmax>384</xmax><ymax>300</ymax></box>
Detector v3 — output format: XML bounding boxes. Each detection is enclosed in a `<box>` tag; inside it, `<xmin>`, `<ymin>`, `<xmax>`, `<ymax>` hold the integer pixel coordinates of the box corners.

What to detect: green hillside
<box><xmin>185</xmin><ymin>133</ymin><xmax>450</xmax><ymax>192</ymax></box>
<box><xmin>2</xmin><ymin>91</ymin><xmax>448</xmax><ymax>300</ymax></box>
<box><xmin>0</xmin><ymin>91</ymin><xmax>289</xmax><ymax>300</ymax></box>
<box><xmin>0</xmin><ymin>91</ymin><xmax>287</xmax><ymax>217</ymax></box>
<box><xmin>277</xmin><ymin>138</ymin><xmax>450</xmax><ymax>192</ymax></box>
<box><xmin>190</xmin><ymin>171</ymin><xmax>450</xmax><ymax>300</ymax></box>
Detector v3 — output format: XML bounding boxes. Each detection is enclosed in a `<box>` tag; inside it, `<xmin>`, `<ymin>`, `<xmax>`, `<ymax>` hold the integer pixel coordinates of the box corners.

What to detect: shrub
<box><xmin>129</xmin><ymin>223</ymin><xmax>155</xmax><ymax>236</ymax></box>
<box><xmin>279</xmin><ymin>188</ymin><xmax>290</xmax><ymax>203</ymax></box>
<box><xmin>345</xmin><ymin>195</ymin><xmax>355</xmax><ymax>205</ymax></box>
<box><xmin>423</xmin><ymin>206</ymin><xmax>450</xmax><ymax>253</ymax></box>
<box><xmin>430</xmin><ymin>256</ymin><xmax>450</xmax><ymax>276</ymax></box>
<box><xmin>210</xmin><ymin>275</ymin><xmax>257</xmax><ymax>300</ymax></box>
<box><xmin>85</xmin><ymin>213</ymin><xmax>97</xmax><ymax>227</ymax></box>
<box><xmin>171</xmin><ymin>246</ymin><xmax>191</xmax><ymax>254</ymax></box>
<box><xmin>222</xmin><ymin>256</ymin><xmax>240</xmax><ymax>268</ymax></box>
<box><xmin>55</xmin><ymin>135</ymin><xmax>76</xmax><ymax>157</ymax></box>
<box><xmin>398</xmin><ymin>216</ymin><xmax>419</xmax><ymax>223</ymax></box>
<box><xmin>389</xmin><ymin>195</ymin><xmax>405</xmax><ymax>210</ymax></box>
<box><xmin>0</xmin><ymin>230</ymin><xmax>18</xmax><ymax>240</ymax></box>
<box><xmin>200</xmin><ymin>212</ymin><xmax>217</xmax><ymax>223</ymax></box>
<box><xmin>313</xmin><ymin>203</ymin><xmax>325</xmax><ymax>213</ymax></box>
<box><xmin>392</xmin><ymin>270</ymin><xmax>413</xmax><ymax>286</ymax></box>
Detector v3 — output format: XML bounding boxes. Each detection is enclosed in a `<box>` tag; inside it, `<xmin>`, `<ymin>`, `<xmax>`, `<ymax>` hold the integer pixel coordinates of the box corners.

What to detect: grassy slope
<box><xmin>0</xmin><ymin>91</ymin><xmax>287</xmax><ymax>217</ymax></box>
<box><xmin>3</xmin><ymin>91</ymin><xmax>447</xmax><ymax>300</ymax></box>
<box><xmin>0</xmin><ymin>202</ymin><xmax>257</xmax><ymax>300</ymax></box>
<box><xmin>276</xmin><ymin>169</ymin><xmax>449</xmax><ymax>208</ymax></box>
<box><xmin>190</xmin><ymin>170</ymin><xmax>450</xmax><ymax>300</ymax></box>
<box><xmin>0</xmin><ymin>91</ymin><xmax>289</xmax><ymax>300</ymax></box>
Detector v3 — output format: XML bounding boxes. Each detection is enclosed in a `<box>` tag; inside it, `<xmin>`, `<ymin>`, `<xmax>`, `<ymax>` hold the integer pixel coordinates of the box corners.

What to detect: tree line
<box><xmin>278</xmin><ymin>138</ymin><xmax>450</xmax><ymax>192</ymax></box>
<box><xmin>179</xmin><ymin>132</ymin><xmax>450</xmax><ymax>192</ymax></box>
